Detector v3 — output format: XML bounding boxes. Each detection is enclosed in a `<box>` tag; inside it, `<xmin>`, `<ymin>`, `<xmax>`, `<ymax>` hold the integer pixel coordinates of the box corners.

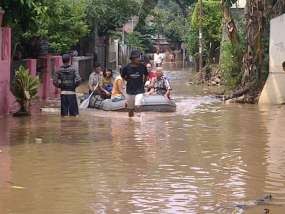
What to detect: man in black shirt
<box><xmin>122</xmin><ymin>50</ymin><xmax>148</xmax><ymax>117</ymax></box>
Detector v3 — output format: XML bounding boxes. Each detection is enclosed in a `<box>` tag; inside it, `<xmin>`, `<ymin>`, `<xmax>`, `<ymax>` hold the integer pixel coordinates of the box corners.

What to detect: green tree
<box><xmin>2</xmin><ymin>0</ymin><xmax>41</xmax><ymax>56</ymax></box>
<box><xmin>186</xmin><ymin>0</ymin><xmax>222</xmax><ymax>61</ymax></box>
<box><xmin>86</xmin><ymin>0</ymin><xmax>141</xmax><ymax>36</ymax></box>
<box><xmin>125</xmin><ymin>32</ymin><xmax>145</xmax><ymax>51</ymax></box>
<box><xmin>43</xmin><ymin>0</ymin><xmax>89</xmax><ymax>53</ymax></box>
<box><xmin>2</xmin><ymin>0</ymin><xmax>89</xmax><ymax>55</ymax></box>
<box><xmin>152</xmin><ymin>7</ymin><xmax>187</xmax><ymax>43</ymax></box>
<box><xmin>172</xmin><ymin>0</ymin><xmax>195</xmax><ymax>17</ymax></box>
<box><xmin>136</xmin><ymin>0</ymin><xmax>193</xmax><ymax>50</ymax></box>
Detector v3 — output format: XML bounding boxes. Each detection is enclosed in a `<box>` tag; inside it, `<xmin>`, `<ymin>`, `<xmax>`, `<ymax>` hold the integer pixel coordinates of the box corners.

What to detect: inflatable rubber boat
<box><xmin>89</xmin><ymin>95</ymin><xmax>176</xmax><ymax>112</ymax></box>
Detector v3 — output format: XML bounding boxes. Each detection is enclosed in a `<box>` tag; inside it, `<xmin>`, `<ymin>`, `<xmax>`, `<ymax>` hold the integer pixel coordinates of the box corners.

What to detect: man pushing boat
<box><xmin>121</xmin><ymin>50</ymin><xmax>148</xmax><ymax>117</ymax></box>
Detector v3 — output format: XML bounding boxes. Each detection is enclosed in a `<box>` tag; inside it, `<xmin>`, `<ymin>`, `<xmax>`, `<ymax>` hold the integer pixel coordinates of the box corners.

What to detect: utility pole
<box><xmin>198</xmin><ymin>0</ymin><xmax>203</xmax><ymax>74</ymax></box>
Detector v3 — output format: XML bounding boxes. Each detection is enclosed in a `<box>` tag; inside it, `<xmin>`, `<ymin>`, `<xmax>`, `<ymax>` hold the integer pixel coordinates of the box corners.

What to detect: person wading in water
<box><xmin>121</xmin><ymin>50</ymin><xmax>148</xmax><ymax>117</ymax></box>
<box><xmin>53</xmin><ymin>54</ymin><xmax>81</xmax><ymax>116</ymax></box>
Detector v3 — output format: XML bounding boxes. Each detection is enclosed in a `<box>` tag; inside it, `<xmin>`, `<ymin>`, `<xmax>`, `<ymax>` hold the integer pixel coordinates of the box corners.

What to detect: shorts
<box><xmin>61</xmin><ymin>94</ymin><xmax>79</xmax><ymax>116</ymax></box>
<box><xmin>155</xmin><ymin>62</ymin><xmax>162</xmax><ymax>67</ymax></box>
<box><xmin>126</xmin><ymin>93</ymin><xmax>143</xmax><ymax>109</ymax></box>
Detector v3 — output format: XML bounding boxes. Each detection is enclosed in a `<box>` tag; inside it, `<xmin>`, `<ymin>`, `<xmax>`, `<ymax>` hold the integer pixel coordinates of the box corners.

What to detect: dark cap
<box><xmin>130</xmin><ymin>50</ymin><xmax>141</xmax><ymax>60</ymax></box>
<box><xmin>62</xmin><ymin>54</ymin><xmax>71</xmax><ymax>63</ymax></box>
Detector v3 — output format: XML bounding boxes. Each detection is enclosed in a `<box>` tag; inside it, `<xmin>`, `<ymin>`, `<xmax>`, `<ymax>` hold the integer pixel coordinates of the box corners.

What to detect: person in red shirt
<box><xmin>145</xmin><ymin>63</ymin><xmax>156</xmax><ymax>92</ymax></box>
<box><xmin>146</xmin><ymin>63</ymin><xmax>156</xmax><ymax>81</ymax></box>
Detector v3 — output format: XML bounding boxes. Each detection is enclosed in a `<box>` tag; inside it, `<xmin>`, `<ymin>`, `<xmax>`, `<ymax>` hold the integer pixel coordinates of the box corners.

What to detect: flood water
<box><xmin>1</xmin><ymin>66</ymin><xmax>285</xmax><ymax>214</ymax></box>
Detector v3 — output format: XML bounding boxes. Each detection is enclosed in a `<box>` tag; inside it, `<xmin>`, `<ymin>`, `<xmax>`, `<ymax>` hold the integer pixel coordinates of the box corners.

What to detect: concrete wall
<box><xmin>25</xmin><ymin>56</ymin><xmax>62</xmax><ymax>100</ymax></box>
<box><xmin>0</xmin><ymin>27</ymin><xmax>12</xmax><ymax>115</ymax></box>
<box><xmin>259</xmin><ymin>13</ymin><xmax>285</xmax><ymax>104</ymax></box>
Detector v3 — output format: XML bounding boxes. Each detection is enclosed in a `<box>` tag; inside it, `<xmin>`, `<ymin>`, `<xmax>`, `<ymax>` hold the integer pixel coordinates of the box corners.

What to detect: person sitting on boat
<box><xmin>145</xmin><ymin>63</ymin><xmax>156</xmax><ymax>92</ymax></box>
<box><xmin>88</xmin><ymin>63</ymin><xmax>102</xmax><ymax>94</ymax></box>
<box><xmin>99</xmin><ymin>68</ymin><xmax>114</xmax><ymax>99</ymax></box>
<box><xmin>148</xmin><ymin>67</ymin><xmax>172</xmax><ymax>99</ymax></box>
<box><xmin>146</xmin><ymin>63</ymin><xmax>156</xmax><ymax>81</ymax></box>
<box><xmin>111</xmin><ymin>70</ymin><xmax>125</xmax><ymax>102</ymax></box>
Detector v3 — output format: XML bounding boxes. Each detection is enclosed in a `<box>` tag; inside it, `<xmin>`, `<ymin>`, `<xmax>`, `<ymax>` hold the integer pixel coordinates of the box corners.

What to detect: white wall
<box><xmin>259</xmin><ymin>13</ymin><xmax>285</xmax><ymax>104</ymax></box>
<box><xmin>269</xmin><ymin>14</ymin><xmax>285</xmax><ymax>73</ymax></box>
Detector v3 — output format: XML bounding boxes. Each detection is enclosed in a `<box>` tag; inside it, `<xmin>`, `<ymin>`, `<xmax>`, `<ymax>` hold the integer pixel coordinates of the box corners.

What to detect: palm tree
<box><xmin>11</xmin><ymin>66</ymin><xmax>40</xmax><ymax>116</ymax></box>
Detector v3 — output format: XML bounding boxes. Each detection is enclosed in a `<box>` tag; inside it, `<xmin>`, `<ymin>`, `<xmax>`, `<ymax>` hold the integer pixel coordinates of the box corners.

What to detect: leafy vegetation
<box><xmin>86</xmin><ymin>0</ymin><xmax>142</xmax><ymax>36</ymax></box>
<box><xmin>135</xmin><ymin>0</ymin><xmax>193</xmax><ymax>51</ymax></box>
<box><xmin>152</xmin><ymin>7</ymin><xmax>186</xmax><ymax>43</ymax></box>
<box><xmin>185</xmin><ymin>0</ymin><xmax>222</xmax><ymax>62</ymax></box>
<box><xmin>125</xmin><ymin>32</ymin><xmax>146</xmax><ymax>51</ymax></box>
<box><xmin>220</xmin><ymin>15</ymin><xmax>245</xmax><ymax>89</ymax></box>
<box><xmin>2</xmin><ymin>0</ymin><xmax>89</xmax><ymax>55</ymax></box>
<box><xmin>12</xmin><ymin>66</ymin><xmax>40</xmax><ymax>116</ymax></box>
<box><xmin>220</xmin><ymin>42</ymin><xmax>242</xmax><ymax>89</ymax></box>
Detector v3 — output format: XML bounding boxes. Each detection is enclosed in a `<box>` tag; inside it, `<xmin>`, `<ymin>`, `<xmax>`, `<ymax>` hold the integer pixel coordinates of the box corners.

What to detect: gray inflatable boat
<box><xmin>89</xmin><ymin>95</ymin><xmax>176</xmax><ymax>112</ymax></box>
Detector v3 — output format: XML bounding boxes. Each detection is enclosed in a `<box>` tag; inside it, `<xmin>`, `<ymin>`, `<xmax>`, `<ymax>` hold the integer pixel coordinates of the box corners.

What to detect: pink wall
<box><xmin>0</xmin><ymin>27</ymin><xmax>12</xmax><ymax>115</ymax></box>
<box><xmin>26</xmin><ymin>56</ymin><xmax>62</xmax><ymax>101</ymax></box>
<box><xmin>0</xmin><ymin>25</ymin><xmax>62</xmax><ymax>115</ymax></box>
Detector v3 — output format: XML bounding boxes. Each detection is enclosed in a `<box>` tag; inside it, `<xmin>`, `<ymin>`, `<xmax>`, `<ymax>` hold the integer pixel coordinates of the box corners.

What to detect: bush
<box><xmin>220</xmin><ymin>41</ymin><xmax>242</xmax><ymax>89</ymax></box>
<box><xmin>12</xmin><ymin>66</ymin><xmax>40</xmax><ymax>116</ymax></box>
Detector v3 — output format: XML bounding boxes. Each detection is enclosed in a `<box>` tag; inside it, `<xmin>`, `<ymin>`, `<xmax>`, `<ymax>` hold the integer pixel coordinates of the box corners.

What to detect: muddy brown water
<box><xmin>0</xmin><ymin>66</ymin><xmax>285</xmax><ymax>214</ymax></box>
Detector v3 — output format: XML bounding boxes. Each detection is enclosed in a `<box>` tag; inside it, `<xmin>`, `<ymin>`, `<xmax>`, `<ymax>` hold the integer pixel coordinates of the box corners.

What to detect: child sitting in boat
<box><xmin>145</xmin><ymin>63</ymin><xmax>156</xmax><ymax>92</ymax></box>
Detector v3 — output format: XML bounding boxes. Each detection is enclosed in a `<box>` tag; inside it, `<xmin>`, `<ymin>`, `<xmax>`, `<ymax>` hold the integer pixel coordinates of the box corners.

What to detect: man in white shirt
<box><xmin>153</xmin><ymin>50</ymin><xmax>164</xmax><ymax>67</ymax></box>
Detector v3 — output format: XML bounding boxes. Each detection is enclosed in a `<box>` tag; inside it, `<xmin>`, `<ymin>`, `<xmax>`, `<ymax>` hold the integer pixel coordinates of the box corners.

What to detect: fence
<box><xmin>72</xmin><ymin>56</ymin><xmax>93</xmax><ymax>81</ymax></box>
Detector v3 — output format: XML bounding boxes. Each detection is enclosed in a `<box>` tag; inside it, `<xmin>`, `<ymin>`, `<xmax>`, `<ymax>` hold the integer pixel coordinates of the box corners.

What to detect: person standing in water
<box><xmin>53</xmin><ymin>54</ymin><xmax>81</xmax><ymax>117</ymax></box>
<box><xmin>153</xmin><ymin>49</ymin><xmax>164</xmax><ymax>67</ymax></box>
<box><xmin>121</xmin><ymin>50</ymin><xmax>148</xmax><ymax>117</ymax></box>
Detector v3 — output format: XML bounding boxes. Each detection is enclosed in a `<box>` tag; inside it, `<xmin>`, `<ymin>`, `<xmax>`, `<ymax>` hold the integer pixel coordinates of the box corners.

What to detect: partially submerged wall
<box><xmin>259</xmin><ymin>13</ymin><xmax>285</xmax><ymax>104</ymax></box>
<box><xmin>0</xmin><ymin>27</ymin><xmax>12</xmax><ymax>115</ymax></box>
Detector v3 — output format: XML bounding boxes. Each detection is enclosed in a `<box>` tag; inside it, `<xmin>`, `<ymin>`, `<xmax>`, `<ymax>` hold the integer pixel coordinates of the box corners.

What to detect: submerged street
<box><xmin>0</xmin><ymin>67</ymin><xmax>285</xmax><ymax>213</ymax></box>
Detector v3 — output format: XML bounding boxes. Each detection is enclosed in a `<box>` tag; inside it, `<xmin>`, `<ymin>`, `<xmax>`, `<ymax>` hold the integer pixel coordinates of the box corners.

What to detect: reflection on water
<box><xmin>0</xmin><ymin>68</ymin><xmax>285</xmax><ymax>214</ymax></box>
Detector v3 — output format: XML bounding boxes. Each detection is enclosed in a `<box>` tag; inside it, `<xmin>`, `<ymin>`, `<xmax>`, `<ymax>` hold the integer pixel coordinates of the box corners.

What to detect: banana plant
<box><xmin>12</xmin><ymin>66</ymin><xmax>40</xmax><ymax>116</ymax></box>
